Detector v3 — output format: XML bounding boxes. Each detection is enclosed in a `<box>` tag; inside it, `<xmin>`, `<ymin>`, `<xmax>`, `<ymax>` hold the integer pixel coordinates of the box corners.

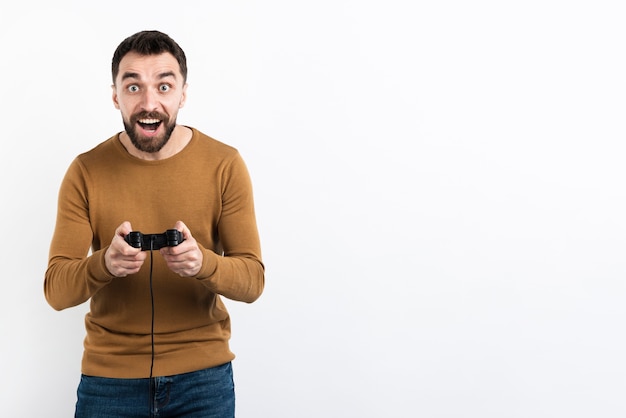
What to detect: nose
<box><xmin>140</xmin><ymin>88</ymin><xmax>159</xmax><ymax>111</ymax></box>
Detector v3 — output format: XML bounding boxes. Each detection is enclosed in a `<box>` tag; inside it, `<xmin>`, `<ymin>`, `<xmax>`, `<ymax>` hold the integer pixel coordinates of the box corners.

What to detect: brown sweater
<box><xmin>45</xmin><ymin>127</ymin><xmax>264</xmax><ymax>378</ymax></box>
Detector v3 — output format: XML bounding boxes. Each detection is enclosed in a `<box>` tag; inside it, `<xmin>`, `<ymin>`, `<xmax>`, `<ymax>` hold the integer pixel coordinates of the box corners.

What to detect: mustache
<box><xmin>131</xmin><ymin>111</ymin><xmax>168</xmax><ymax>122</ymax></box>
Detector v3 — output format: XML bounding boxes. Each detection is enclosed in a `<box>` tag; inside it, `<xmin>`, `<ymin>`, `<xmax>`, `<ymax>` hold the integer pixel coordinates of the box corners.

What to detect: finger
<box><xmin>116</xmin><ymin>221</ymin><xmax>133</xmax><ymax>238</ymax></box>
<box><xmin>174</xmin><ymin>220</ymin><xmax>192</xmax><ymax>240</ymax></box>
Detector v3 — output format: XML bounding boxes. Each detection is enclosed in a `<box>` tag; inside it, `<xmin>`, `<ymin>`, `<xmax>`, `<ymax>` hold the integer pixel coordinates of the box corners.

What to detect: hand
<box><xmin>160</xmin><ymin>221</ymin><xmax>203</xmax><ymax>277</ymax></box>
<box><xmin>105</xmin><ymin>221</ymin><xmax>147</xmax><ymax>277</ymax></box>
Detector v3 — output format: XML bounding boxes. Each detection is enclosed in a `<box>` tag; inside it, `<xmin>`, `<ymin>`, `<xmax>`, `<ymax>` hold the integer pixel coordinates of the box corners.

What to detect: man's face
<box><xmin>112</xmin><ymin>52</ymin><xmax>187</xmax><ymax>153</ymax></box>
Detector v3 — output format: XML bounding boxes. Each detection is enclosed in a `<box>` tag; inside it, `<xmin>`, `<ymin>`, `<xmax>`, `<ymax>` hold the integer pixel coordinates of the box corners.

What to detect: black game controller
<box><xmin>124</xmin><ymin>229</ymin><xmax>184</xmax><ymax>251</ymax></box>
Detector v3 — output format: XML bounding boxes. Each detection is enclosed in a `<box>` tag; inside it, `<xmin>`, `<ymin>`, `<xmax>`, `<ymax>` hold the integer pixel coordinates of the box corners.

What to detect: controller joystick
<box><xmin>124</xmin><ymin>229</ymin><xmax>184</xmax><ymax>251</ymax></box>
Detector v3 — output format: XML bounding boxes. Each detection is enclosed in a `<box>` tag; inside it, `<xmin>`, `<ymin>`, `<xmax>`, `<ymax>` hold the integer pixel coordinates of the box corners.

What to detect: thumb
<box><xmin>117</xmin><ymin>221</ymin><xmax>133</xmax><ymax>237</ymax></box>
<box><xmin>174</xmin><ymin>220</ymin><xmax>192</xmax><ymax>240</ymax></box>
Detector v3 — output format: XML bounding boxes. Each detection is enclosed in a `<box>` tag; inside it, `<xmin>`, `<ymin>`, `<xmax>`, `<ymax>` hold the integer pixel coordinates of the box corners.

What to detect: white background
<box><xmin>1</xmin><ymin>1</ymin><xmax>625</xmax><ymax>417</ymax></box>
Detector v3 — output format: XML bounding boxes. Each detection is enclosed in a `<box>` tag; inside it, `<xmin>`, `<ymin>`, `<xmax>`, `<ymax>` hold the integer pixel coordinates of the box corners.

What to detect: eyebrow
<box><xmin>120</xmin><ymin>71</ymin><xmax>178</xmax><ymax>82</ymax></box>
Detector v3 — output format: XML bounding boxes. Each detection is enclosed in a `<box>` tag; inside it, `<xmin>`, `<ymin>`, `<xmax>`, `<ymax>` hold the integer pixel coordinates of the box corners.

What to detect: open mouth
<box><xmin>137</xmin><ymin>118</ymin><xmax>162</xmax><ymax>133</ymax></box>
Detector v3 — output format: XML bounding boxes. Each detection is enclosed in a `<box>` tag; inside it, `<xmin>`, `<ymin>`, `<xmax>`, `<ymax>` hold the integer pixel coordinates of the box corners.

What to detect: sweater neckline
<box><xmin>113</xmin><ymin>126</ymin><xmax>197</xmax><ymax>165</ymax></box>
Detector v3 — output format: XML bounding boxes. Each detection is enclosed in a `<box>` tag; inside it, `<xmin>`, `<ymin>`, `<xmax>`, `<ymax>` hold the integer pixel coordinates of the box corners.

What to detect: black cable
<box><xmin>149</xmin><ymin>246</ymin><xmax>155</xmax><ymax>378</ymax></box>
<box><xmin>148</xmin><ymin>239</ymin><xmax>156</xmax><ymax>413</ymax></box>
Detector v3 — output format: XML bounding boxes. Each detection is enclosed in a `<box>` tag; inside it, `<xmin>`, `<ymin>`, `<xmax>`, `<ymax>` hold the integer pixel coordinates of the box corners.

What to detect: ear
<box><xmin>179</xmin><ymin>83</ymin><xmax>188</xmax><ymax>109</ymax></box>
<box><xmin>112</xmin><ymin>84</ymin><xmax>120</xmax><ymax>109</ymax></box>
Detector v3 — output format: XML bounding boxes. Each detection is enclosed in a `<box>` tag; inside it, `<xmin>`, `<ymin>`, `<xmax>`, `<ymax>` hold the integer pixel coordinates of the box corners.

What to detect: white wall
<box><xmin>2</xmin><ymin>1</ymin><xmax>625</xmax><ymax>417</ymax></box>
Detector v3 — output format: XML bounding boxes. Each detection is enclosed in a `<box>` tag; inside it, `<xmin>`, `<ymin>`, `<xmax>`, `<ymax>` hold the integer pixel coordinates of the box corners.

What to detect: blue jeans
<box><xmin>75</xmin><ymin>362</ymin><xmax>235</xmax><ymax>418</ymax></box>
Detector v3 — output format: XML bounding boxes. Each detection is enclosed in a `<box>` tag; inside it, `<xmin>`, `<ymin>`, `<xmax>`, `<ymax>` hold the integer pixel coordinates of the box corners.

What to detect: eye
<box><xmin>128</xmin><ymin>85</ymin><xmax>139</xmax><ymax>93</ymax></box>
<box><xmin>159</xmin><ymin>84</ymin><xmax>170</xmax><ymax>92</ymax></box>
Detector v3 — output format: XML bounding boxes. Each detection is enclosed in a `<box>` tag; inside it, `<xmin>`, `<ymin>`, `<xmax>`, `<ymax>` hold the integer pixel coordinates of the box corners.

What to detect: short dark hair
<box><xmin>111</xmin><ymin>30</ymin><xmax>188</xmax><ymax>84</ymax></box>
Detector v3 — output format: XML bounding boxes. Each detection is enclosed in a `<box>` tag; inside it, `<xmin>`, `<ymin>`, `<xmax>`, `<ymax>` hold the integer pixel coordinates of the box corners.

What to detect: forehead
<box><xmin>116</xmin><ymin>51</ymin><xmax>182</xmax><ymax>84</ymax></box>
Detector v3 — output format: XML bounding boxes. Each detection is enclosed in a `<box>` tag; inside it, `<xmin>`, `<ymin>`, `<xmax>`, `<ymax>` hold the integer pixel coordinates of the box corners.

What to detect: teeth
<box><xmin>138</xmin><ymin>118</ymin><xmax>160</xmax><ymax>124</ymax></box>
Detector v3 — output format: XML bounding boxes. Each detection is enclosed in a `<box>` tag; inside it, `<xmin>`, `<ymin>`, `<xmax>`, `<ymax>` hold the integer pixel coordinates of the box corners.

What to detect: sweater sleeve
<box><xmin>44</xmin><ymin>158</ymin><xmax>115</xmax><ymax>311</ymax></box>
<box><xmin>195</xmin><ymin>152</ymin><xmax>265</xmax><ymax>303</ymax></box>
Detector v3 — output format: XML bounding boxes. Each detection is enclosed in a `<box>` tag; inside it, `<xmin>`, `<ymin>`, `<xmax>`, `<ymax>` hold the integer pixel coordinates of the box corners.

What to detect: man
<box><xmin>45</xmin><ymin>30</ymin><xmax>264</xmax><ymax>417</ymax></box>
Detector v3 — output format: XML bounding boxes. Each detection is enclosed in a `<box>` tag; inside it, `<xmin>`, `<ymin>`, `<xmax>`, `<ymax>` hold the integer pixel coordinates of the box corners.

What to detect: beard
<box><xmin>123</xmin><ymin>111</ymin><xmax>176</xmax><ymax>153</ymax></box>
